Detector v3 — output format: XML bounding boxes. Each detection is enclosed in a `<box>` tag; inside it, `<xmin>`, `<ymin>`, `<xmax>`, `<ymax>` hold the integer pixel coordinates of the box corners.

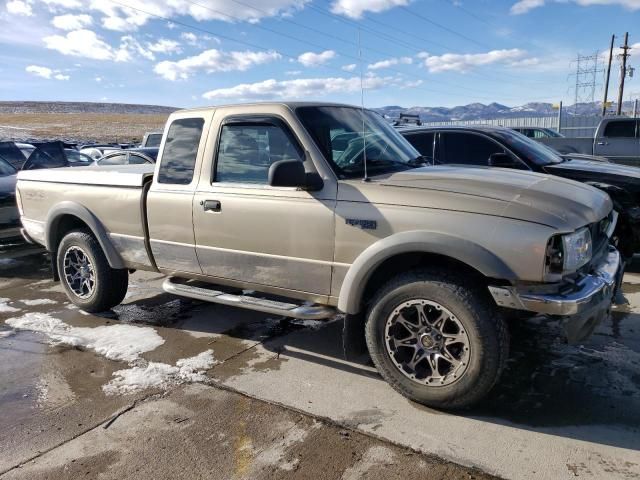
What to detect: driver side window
<box><xmin>215</xmin><ymin>123</ymin><xmax>303</xmax><ymax>184</ymax></box>
<box><xmin>441</xmin><ymin>132</ymin><xmax>504</xmax><ymax>166</ymax></box>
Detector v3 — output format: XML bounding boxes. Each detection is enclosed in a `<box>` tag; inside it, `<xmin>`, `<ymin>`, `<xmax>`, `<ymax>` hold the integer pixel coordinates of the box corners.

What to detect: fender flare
<box><xmin>337</xmin><ymin>230</ymin><xmax>517</xmax><ymax>315</ymax></box>
<box><xmin>45</xmin><ymin>201</ymin><xmax>126</xmax><ymax>269</ymax></box>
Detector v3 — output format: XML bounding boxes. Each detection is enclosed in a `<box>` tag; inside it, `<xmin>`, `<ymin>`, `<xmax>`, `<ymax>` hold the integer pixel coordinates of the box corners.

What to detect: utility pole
<box><xmin>602</xmin><ymin>34</ymin><xmax>615</xmax><ymax>116</ymax></box>
<box><xmin>617</xmin><ymin>32</ymin><xmax>630</xmax><ymax>115</ymax></box>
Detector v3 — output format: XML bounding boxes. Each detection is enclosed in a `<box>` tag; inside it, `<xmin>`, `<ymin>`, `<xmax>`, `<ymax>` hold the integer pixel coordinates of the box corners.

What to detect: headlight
<box><xmin>546</xmin><ymin>227</ymin><xmax>592</xmax><ymax>274</ymax></box>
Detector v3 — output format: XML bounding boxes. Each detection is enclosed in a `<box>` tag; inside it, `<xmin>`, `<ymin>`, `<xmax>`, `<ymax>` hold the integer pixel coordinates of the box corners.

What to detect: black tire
<box><xmin>365</xmin><ymin>268</ymin><xmax>509</xmax><ymax>410</ymax></box>
<box><xmin>57</xmin><ymin>230</ymin><xmax>128</xmax><ymax>312</ymax></box>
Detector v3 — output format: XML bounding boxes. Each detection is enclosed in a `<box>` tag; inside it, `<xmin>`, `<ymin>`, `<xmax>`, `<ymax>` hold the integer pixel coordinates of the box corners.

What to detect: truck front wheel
<box><xmin>365</xmin><ymin>269</ymin><xmax>509</xmax><ymax>409</ymax></box>
<box><xmin>57</xmin><ymin>230</ymin><xmax>128</xmax><ymax>312</ymax></box>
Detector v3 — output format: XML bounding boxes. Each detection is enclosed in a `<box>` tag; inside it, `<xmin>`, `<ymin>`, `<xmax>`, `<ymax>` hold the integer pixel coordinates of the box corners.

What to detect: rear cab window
<box><xmin>157</xmin><ymin>118</ymin><xmax>205</xmax><ymax>185</ymax></box>
<box><xmin>603</xmin><ymin>120</ymin><xmax>637</xmax><ymax>138</ymax></box>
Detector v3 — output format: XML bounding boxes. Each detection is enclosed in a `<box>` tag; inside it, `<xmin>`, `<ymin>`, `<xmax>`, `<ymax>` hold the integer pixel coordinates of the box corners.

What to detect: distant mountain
<box><xmin>0</xmin><ymin>101</ymin><xmax>178</xmax><ymax>115</ymax></box>
<box><xmin>374</xmin><ymin>100</ymin><xmax>637</xmax><ymax>122</ymax></box>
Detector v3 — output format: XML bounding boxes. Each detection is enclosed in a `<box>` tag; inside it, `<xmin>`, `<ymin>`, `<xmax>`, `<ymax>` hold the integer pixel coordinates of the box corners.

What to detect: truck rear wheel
<box><xmin>365</xmin><ymin>269</ymin><xmax>509</xmax><ymax>409</ymax></box>
<box><xmin>57</xmin><ymin>230</ymin><xmax>128</xmax><ymax>313</ymax></box>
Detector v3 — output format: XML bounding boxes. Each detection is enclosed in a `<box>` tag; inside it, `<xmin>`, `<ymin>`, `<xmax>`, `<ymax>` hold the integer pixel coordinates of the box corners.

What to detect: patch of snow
<box><xmin>0</xmin><ymin>298</ymin><xmax>20</xmax><ymax>313</ymax></box>
<box><xmin>21</xmin><ymin>298</ymin><xmax>58</xmax><ymax>306</ymax></box>
<box><xmin>5</xmin><ymin>312</ymin><xmax>164</xmax><ymax>362</ymax></box>
<box><xmin>103</xmin><ymin>349</ymin><xmax>217</xmax><ymax>395</ymax></box>
<box><xmin>0</xmin><ymin>329</ymin><xmax>15</xmax><ymax>338</ymax></box>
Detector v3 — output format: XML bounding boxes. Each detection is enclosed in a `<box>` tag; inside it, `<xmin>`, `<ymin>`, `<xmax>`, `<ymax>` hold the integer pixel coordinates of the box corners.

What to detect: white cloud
<box><xmin>330</xmin><ymin>0</ymin><xmax>410</xmax><ymax>18</ymax></box>
<box><xmin>44</xmin><ymin>29</ymin><xmax>115</xmax><ymax>60</ymax></box>
<box><xmin>43</xmin><ymin>29</ymin><xmax>155</xmax><ymax>62</ymax></box>
<box><xmin>181</xmin><ymin>32</ymin><xmax>198</xmax><ymax>45</ymax></box>
<box><xmin>147</xmin><ymin>38</ymin><xmax>181</xmax><ymax>55</ymax></box>
<box><xmin>42</xmin><ymin>0</ymin><xmax>83</xmax><ymax>8</ymax></box>
<box><xmin>26</xmin><ymin>65</ymin><xmax>70</xmax><ymax>80</ymax></box>
<box><xmin>95</xmin><ymin>76</ymin><xmax>102</xmax><ymax>82</ymax></box>
<box><xmin>419</xmin><ymin>49</ymin><xmax>528</xmax><ymax>73</ymax></box>
<box><xmin>154</xmin><ymin>49</ymin><xmax>281</xmax><ymax>81</ymax></box>
<box><xmin>83</xmin><ymin>0</ymin><xmax>309</xmax><ymax>32</ymax></box>
<box><xmin>342</xmin><ymin>63</ymin><xmax>357</xmax><ymax>72</ymax></box>
<box><xmin>511</xmin><ymin>0</ymin><xmax>640</xmax><ymax>14</ymax></box>
<box><xmin>52</xmin><ymin>13</ymin><xmax>93</xmax><ymax>30</ymax></box>
<box><xmin>202</xmin><ymin>74</ymin><xmax>392</xmax><ymax>100</ymax></box>
<box><xmin>285</xmin><ymin>70</ymin><xmax>302</xmax><ymax>75</ymax></box>
<box><xmin>510</xmin><ymin>0</ymin><xmax>545</xmax><ymax>13</ymax></box>
<box><xmin>297</xmin><ymin>50</ymin><xmax>336</xmax><ymax>67</ymax></box>
<box><xmin>368</xmin><ymin>56</ymin><xmax>413</xmax><ymax>70</ymax></box>
<box><xmin>6</xmin><ymin>0</ymin><xmax>33</xmax><ymax>16</ymax></box>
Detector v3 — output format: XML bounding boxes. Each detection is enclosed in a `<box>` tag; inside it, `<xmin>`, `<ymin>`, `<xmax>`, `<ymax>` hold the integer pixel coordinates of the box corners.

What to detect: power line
<box><xmin>399</xmin><ymin>5</ymin><xmax>493</xmax><ymax>50</ymax></box>
<box><xmin>104</xmin><ymin>0</ymin><xmax>559</xmax><ymax>103</ymax></box>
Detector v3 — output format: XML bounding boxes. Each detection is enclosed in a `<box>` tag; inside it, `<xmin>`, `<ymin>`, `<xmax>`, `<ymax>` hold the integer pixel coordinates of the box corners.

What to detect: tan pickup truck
<box><xmin>16</xmin><ymin>102</ymin><xmax>621</xmax><ymax>409</ymax></box>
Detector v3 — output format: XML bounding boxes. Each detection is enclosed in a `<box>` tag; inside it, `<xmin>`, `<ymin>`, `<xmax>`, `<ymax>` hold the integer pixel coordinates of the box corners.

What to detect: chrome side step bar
<box><xmin>162</xmin><ymin>277</ymin><xmax>336</xmax><ymax>320</ymax></box>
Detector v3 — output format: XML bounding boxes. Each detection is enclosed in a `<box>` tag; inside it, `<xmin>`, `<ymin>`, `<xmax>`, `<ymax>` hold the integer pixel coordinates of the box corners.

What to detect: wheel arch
<box><xmin>337</xmin><ymin>231</ymin><xmax>516</xmax><ymax>315</ymax></box>
<box><xmin>46</xmin><ymin>201</ymin><xmax>125</xmax><ymax>270</ymax></box>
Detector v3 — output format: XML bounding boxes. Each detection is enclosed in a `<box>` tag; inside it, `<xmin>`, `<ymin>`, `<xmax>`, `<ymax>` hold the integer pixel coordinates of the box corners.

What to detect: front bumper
<box><xmin>489</xmin><ymin>246</ymin><xmax>621</xmax><ymax>342</ymax></box>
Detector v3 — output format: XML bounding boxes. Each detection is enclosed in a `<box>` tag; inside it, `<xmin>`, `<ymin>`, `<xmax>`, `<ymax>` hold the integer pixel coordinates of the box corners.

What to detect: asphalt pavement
<box><xmin>0</xmin><ymin>245</ymin><xmax>638</xmax><ymax>479</ymax></box>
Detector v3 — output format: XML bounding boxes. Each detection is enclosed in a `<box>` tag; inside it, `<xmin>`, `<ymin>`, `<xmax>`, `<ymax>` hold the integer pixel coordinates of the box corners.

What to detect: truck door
<box><xmin>192</xmin><ymin>113</ymin><xmax>336</xmax><ymax>296</ymax></box>
<box><xmin>594</xmin><ymin>119</ymin><xmax>639</xmax><ymax>165</ymax></box>
<box><xmin>147</xmin><ymin>114</ymin><xmax>209</xmax><ymax>274</ymax></box>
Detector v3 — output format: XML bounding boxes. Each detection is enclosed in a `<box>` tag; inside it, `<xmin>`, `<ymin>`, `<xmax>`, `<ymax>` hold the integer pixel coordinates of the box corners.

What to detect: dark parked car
<box><xmin>0</xmin><ymin>157</ymin><xmax>19</xmax><ymax>241</ymax></box>
<box><xmin>97</xmin><ymin>147</ymin><xmax>158</xmax><ymax>166</ymax></box>
<box><xmin>400</xmin><ymin>125</ymin><xmax>640</xmax><ymax>258</ymax></box>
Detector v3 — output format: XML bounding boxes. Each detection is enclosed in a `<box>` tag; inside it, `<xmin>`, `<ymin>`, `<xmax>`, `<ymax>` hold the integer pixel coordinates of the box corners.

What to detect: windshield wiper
<box><xmin>407</xmin><ymin>155</ymin><xmax>432</xmax><ymax>167</ymax></box>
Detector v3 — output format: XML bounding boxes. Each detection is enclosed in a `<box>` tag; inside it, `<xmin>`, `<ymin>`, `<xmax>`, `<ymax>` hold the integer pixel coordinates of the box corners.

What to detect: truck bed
<box><xmin>17</xmin><ymin>164</ymin><xmax>156</xmax><ymax>270</ymax></box>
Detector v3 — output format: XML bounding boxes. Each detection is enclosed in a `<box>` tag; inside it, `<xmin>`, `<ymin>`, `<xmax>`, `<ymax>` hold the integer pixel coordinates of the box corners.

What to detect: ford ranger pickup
<box><xmin>16</xmin><ymin>102</ymin><xmax>621</xmax><ymax>409</ymax></box>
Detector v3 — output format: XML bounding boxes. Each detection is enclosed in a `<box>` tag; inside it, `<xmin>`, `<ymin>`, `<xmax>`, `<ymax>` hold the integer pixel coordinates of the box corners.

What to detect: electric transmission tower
<box><xmin>569</xmin><ymin>52</ymin><xmax>603</xmax><ymax>114</ymax></box>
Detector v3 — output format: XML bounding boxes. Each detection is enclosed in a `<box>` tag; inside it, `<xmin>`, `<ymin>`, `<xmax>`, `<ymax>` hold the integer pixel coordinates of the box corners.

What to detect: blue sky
<box><xmin>1</xmin><ymin>0</ymin><xmax>639</xmax><ymax>108</ymax></box>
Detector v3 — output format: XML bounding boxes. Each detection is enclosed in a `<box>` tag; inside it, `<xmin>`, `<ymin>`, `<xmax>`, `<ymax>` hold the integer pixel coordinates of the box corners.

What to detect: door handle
<box><xmin>597</xmin><ymin>141</ymin><xmax>608</xmax><ymax>146</ymax></box>
<box><xmin>201</xmin><ymin>199</ymin><xmax>221</xmax><ymax>212</ymax></box>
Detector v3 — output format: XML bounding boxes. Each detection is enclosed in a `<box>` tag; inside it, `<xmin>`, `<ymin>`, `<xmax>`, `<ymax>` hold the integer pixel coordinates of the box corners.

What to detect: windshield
<box><xmin>296</xmin><ymin>106</ymin><xmax>421</xmax><ymax>179</ymax></box>
<box><xmin>492</xmin><ymin>129</ymin><xmax>564</xmax><ymax>166</ymax></box>
<box><xmin>0</xmin><ymin>157</ymin><xmax>16</xmax><ymax>176</ymax></box>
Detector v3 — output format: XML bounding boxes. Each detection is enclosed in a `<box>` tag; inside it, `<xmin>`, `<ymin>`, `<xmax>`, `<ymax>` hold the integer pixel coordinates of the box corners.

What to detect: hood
<box><xmin>545</xmin><ymin>158</ymin><xmax>640</xmax><ymax>181</ymax></box>
<box><xmin>341</xmin><ymin>166</ymin><xmax>611</xmax><ymax>230</ymax></box>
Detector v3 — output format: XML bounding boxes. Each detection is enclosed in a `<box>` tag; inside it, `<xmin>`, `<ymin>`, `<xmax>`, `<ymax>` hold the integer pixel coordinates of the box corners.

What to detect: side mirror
<box><xmin>268</xmin><ymin>159</ymin><xmax>324</xmax><ymax>191</ymax></box>
<box><xmin>488</xmin><ymin>153</ymin><xmax>521</xmax><ymax>169</ymax></box>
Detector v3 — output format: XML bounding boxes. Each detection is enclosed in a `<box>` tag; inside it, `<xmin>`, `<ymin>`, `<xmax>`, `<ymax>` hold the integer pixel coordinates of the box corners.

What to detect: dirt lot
<box><xmin>0</xmin><ymin>244</ymin><xmax>639</xmax><ymax>480</ymax></box>
<box><xmin>0</xmin><ymin>113</ymin><xmax>168</xmax><ymax>143</ymax></box>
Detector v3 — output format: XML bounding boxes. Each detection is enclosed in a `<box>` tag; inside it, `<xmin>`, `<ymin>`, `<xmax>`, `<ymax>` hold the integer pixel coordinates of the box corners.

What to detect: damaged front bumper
<box><xmin>489</xmin><ymin>246</ymin><xmax>621</xmax><ymax>343</ymax></box>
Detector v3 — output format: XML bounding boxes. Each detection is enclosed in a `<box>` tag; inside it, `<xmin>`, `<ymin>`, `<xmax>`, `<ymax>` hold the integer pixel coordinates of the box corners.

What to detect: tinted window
<box><xmin>0</xmin><ymin>158</ymin><xmax>16</xmax><ymax>177</ymax></box>
<box><xmin>158</xmin><ymin>118</ymin><xmax>204</xmax><ymax>185</ymax></box>
<box><xmin>128</xmin><ymin>153</ymin><xmax>150</xmax><ymax>165</ymax></box>
<box><xmin>441</xmin><ymin>132</ymin><xmax>504</xmax><ymax>166</ymax></box>
<box><xmin>216</xmin><ymin>123</ymin><xmax>302</xmax><ymax>184</ymax></box>
<box><xmin>403</xmin><ymin>132</ymin><xmax>435</xmax><ymax>163</ymax></box>
<box><xmin>145</xmin><ymin>134</ymin><xmax>162</xmax><ymax>148</ymax></box>
<box><xmin>603</xmin><ymin>120</ymin><xmax>636</xmax><ymax>138</ymax></box>
<box><xmin>100</xmin><ymin>154</ymin><xmax>128</xmax><ymax>165</ymax></box>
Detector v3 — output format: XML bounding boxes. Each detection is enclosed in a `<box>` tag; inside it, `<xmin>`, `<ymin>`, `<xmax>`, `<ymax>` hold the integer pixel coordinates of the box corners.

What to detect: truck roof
<box><xmin>175</xmin><ymin>101</ymin><xmax>362</xmax><ymax>115</ymax></box>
